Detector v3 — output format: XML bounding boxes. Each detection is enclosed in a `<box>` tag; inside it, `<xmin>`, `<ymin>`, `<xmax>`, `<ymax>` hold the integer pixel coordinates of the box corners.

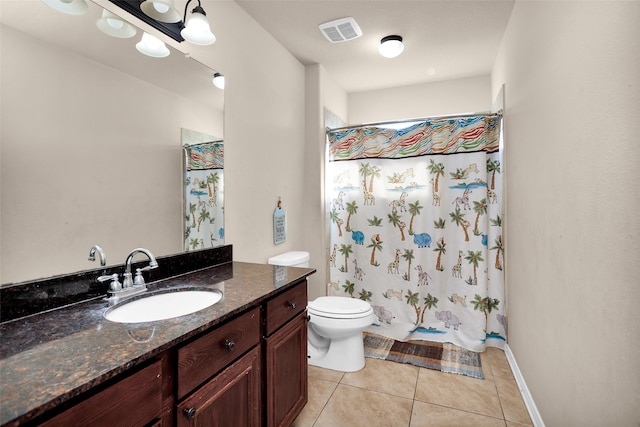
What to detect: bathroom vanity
<box><xmin>0</xmin><ymin>247</ymin><xmax>314</xmax><ymax>426</ymax></box>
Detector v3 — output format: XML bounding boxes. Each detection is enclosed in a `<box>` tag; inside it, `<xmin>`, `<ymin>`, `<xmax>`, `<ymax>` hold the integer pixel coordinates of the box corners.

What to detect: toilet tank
<box><xmin>267</xmin><ymin>251</ymin><xmax>310</xmax><ymax>268</ymax></box>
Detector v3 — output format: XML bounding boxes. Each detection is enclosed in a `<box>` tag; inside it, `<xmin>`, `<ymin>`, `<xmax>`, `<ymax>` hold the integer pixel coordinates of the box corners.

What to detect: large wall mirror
<box><xmin>0</xmin><ymin>1</ymin><xmax>224</xmax><ymax>284</ymax></box>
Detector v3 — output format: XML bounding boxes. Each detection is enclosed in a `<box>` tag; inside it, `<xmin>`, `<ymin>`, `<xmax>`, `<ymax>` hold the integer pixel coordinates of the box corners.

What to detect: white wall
<box><xmin>348</xmin><ymin>75</ymin><xmax>492</xmax><ymax>124</ymax></box>
<box><xmin>304</xmin><ymin>64</ymin><xmax>348</xmax><ymax>300</ymax></box>
<box><xmin>191</xmin><ymin>1</ymin><xmax>307</xmax><ymax>267</ymax></box>
<box><xmin>491</xmin><ymin>2</ymin><xmax>640</xmax><ymax>425</ymax></box>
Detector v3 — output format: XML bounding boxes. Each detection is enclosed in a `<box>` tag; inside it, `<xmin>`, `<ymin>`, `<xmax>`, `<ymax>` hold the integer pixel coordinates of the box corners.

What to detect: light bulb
<box><xmin>136</xmin><ymin>32</ymin><xmax>170</xmax><ymax>58</ymax></box>
<box><xmin>212</xmin><ymin>73</ymin><xmax>225</xmax><ymax>90</ymax></box>
<box><xmin>97</xmin><ymin>9</ymin><xmax>137</xmax><ymax>38</ymax></box>
<box><xmin>41</xmin><ymin>0</ymin><xmax>88</xmax><ymax>15</ymax></box>
<box><xmin>181</xmin><ymin>8</ymin><xmax>215</xmax><ymax>45</ymax></box>
<box><xmin>152</xmin><ymin>2</ymin><xmax>169</xmax><ymax>13</ymax></box>
<box><xmin>107</xmin><ymin>18</ymin><xmax>124</xmax><ymax>29</ymax></box>
<box><xmin>140</xmin><ymin>0</ymin><xmax>181</xmax><ymax>23</ymax></box>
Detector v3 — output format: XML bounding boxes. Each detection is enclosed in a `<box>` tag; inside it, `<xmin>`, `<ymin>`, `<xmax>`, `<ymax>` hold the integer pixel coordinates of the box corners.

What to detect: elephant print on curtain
<box><xmin>326</xmin><ymin>115</ymin><xmax>505</xmax><ymax>352</ymax></box>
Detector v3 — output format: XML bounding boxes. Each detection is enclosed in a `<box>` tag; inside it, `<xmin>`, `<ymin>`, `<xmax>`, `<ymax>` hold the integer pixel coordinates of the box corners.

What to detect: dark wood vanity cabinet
<box><xmin>264</xmin><ymin>282</ymin><xmax>308</xmax><ymax>427</ymax></box>
<box><xmin>25</xmin><ymin>279</ymin><xmax>309</xmax><ymax>427</ymax></box>
<box><xmin>175</xmin><ymin>278</ymin><xmax>308</xmax><ymax>427</ymax></box>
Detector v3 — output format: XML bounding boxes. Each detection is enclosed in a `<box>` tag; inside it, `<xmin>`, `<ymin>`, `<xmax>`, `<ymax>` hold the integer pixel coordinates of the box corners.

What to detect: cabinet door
<box><xmin>265</xmin><ymin>311</ymin><xmax>308</xmax><ymax>427</ymax></box>
<box><xmin>177</xmin><ymin>346</ymin><xmax>261</xmax><ymax>427</ymax></box>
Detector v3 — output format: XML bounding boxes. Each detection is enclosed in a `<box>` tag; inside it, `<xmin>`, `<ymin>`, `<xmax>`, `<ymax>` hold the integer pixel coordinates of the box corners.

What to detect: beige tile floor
<box><xmin>293</xmin><ymin>347</ymin><xmax>532</xmax><ymax>427</ymax></box>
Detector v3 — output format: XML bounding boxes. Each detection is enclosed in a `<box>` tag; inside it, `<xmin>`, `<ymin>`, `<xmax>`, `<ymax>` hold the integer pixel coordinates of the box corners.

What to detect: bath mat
<box><xmin>363</xmin><ymin>332</ymin><xmax>484</xmax><ymax>379</ymax></box>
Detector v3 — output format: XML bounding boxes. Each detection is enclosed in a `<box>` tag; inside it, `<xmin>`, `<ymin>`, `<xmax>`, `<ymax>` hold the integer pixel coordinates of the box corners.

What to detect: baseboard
<box><xmin>504</xmin><ymin>344</ymin><xmax>545</xmax><ymax>427</ymax></box>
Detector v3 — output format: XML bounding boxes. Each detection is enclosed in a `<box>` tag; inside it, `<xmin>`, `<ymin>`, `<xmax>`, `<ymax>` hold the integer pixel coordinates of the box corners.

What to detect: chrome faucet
<box><xmin>98</xmin><ymin>247</ymin><xmax>158</xmax><ymax>303</ymax></box>
<box><xmin>88</xmin><ymin>245</ymin><xmax>106</xmax><ymax>266</ymax></box>
<box><xmin>122</xmin><ymin>248</ymin><xmax>159</xmax><ymax>289</ymax></box>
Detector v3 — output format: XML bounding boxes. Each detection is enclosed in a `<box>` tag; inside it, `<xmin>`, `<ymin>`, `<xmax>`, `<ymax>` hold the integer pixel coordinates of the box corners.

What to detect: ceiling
<box><xmin>236</xmin><ymin>0</ymin><xmax>515</xmax><ymax>93</ymax></box>
<box><xmin>1</xmin><ymin>1</ymin><xmax>514</xmax><ymax>101</ymax></box>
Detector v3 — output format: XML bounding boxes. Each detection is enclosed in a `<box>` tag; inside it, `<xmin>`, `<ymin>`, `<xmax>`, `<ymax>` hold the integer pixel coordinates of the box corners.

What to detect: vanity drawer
<box><xmin>265</xmin><ymin>281</ymin><xmax>307</xmax><ymax>336</ymax></box>
<box><xmin>40</xmin><ymin>360</ymin><xmax>162</xmax><ymax>427</ymax></box>
<box><xmin>177</xmin><ymin>307</ymin><xmax>260</xmax><ymax>399</ymax></box>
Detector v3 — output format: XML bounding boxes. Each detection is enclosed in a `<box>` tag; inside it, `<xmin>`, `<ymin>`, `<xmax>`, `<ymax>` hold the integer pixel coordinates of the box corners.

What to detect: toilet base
<box><xmin>308</xmin><ymin>332</ymin><xmax>367</xmax><ymax>372</ymax></box>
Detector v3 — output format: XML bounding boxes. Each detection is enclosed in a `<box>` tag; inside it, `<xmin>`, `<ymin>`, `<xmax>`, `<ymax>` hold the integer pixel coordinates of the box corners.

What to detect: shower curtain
<box><xmin>326</xmin><ymin>114</ymin><xmax>505</xmax><ymax>352</ymax></box>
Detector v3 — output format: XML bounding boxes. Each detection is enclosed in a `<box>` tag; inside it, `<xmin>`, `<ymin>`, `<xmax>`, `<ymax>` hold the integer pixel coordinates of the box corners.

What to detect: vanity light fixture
<box><xmin>107</xmin><ymin>0</ymin><xmax>216</xmax><ymax>47</ymax></box>
<box><xmin>140</xmin><ymin>0</ymin><xmax>181</xmax><ymax>23</ymax></box>
<box><xmin>212</xmin><ymin>73</ymin><xmax>225</xmax><ymax>90</ymax></box>
<box><xmin>41</xmin><ymin>0</ymin><xmax>88</xmax><ymax>15</ymax></box>
<box><xmin>379</xmin><ymin>35</ymin><xmax>404</xmax><ymax>58</ymax></box>
<box><xmin>136</xmin><ymin>32</ymin><xmax>170</xmax><ymax>58</ymax></box>
<box><xmin>96</xmin><ymin>9</ymin><xmax>137</xmax><ymax>39</ymax></box>
<box><xmin>181</xmin><ymin>0</ymin><xmax>216</xmax><ymax>45</ymax></box>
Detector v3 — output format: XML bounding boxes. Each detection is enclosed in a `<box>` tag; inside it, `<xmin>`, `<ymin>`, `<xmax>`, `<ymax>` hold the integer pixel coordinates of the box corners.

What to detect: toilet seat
<box><xmin>308</xmin><ymin>296</ymin><xmax>374</xmax><ymax>319</ymax></box>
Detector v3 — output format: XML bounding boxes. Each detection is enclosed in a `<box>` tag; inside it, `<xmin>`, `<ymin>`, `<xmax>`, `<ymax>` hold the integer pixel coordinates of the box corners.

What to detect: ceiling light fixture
<box><xmin>41</xmin><ymin>0</ymin><xmax>88</xmax><ymax>15</ymax></box>
<box><xmin>136</xmin><ymin>32</ymin><xmax>170</xmax><ymax>58</ymax></box>
<box><xmin>379</xmin><ymin>35</ymin><xmax>404</xmax><ymax>58</ymax></box>
<box><xmin>180</xmin><ymin>0</ymin><xmax>216</xmax><ymax>45</ymax></box>
<box><xmin>212</xmin><ymin>73</ymin><xmax>225</xmax><ymax>89</ymax></box>
<box><xmin>140</xmin><ymin>0</ymin><xmax>181</xmax><ymax>23</ymax></box>
<box><xmin>96</xmin><ymin>9</ymin><xmax>137</xmax><ymax>38</ymax></box>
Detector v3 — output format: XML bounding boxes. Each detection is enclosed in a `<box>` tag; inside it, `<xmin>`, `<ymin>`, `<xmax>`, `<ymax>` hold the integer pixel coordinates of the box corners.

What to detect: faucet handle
<box><xmin>133</xmin><ymin>263</ymin><xmax>157</xmax><ymax>287</ymax></box>
<box><xmin>134</xmin><ymin>268</ymin><xmax>147</xmax><ymax>286</ymax></box>
<box><xmin>97</xmin><ymin>274</ymin><xmax>122</xmax><ymax>292</ymax></box>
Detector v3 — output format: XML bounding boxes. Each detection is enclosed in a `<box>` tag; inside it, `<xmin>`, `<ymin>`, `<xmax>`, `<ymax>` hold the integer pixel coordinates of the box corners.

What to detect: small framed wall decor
<box><xmin>274</xmin><ymin>198</ymin><xmax>286</xmax><ymax>245</ymax></box>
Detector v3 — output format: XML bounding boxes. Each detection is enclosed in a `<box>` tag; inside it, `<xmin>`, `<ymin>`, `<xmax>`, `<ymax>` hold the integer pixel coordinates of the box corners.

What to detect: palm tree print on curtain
<box><xmin>326</xmin><ymin>115</ymin><xmax>505</xmax><ymax>351</ymax></box>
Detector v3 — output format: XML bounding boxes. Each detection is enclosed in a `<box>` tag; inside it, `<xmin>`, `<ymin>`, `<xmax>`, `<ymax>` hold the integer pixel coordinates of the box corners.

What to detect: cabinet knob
<box><xmin>287</xmin><ymin>301</ymin><xmax>297</xmax><ymax>309</ymax></box>
<box><xmin>224</xmin><ymin>339</ymin><xmax>235</xmax><ymax>351</ymax></box>
<box><xmin>184</xmin><ymin>407</ymin><xmax>196</xmax><ymax>420</ymax></box>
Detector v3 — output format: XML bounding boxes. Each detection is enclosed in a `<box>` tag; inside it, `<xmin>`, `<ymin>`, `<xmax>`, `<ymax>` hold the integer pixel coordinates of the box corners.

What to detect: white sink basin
<box><xmin>104</xmin><ymin>289</ymin><xmax>222</xmax><ymax>323</ymax></box>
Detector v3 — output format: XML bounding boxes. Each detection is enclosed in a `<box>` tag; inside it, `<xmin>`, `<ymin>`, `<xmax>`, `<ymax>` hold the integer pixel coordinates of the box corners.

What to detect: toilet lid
<box><xmin>308</xmin><ymin>296</ymin><xmax>373</xmax><ymax>317</ymax></box>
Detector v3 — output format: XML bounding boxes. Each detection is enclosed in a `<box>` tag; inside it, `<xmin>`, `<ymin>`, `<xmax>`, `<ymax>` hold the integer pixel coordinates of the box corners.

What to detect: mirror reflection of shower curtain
<box><xmin>183</xmin><ymin>141</ymin><xmax>224</xmax><ymax>251</ymax></box>
<box><xmin>326</xmin><ymin>114</ymin><xmax>505</xmax><ymax>352</ymax></box>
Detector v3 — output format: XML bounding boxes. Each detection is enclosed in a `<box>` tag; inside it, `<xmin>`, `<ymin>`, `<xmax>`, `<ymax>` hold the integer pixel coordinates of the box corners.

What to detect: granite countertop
<box><xmin>0</xmin><ymin>261</ymin><xmax>315</xmax><ymax>426</ymax></box>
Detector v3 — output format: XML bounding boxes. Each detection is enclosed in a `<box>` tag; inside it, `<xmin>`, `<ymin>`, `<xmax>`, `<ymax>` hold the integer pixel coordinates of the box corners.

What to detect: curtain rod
<box><xmin>327</xmin><ymin>110</ymin><xmax>503</xmax><ymax>133</ymax></box>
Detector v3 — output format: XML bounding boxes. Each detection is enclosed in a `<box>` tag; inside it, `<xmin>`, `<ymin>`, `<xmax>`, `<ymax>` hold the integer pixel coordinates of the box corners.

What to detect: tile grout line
<box><xmin>406</xmin><ymin>368</ymin><xmax>422</xmax><ymax>427</ymax></box>
<box><xmin>485</xmin><ymin>353</ymin><xmax>509</xmax><ymax>424</ymax></box>
<box><xmin>310</xmin><ymin>378</ymin><xmax>341</xmax><ymax>427</ymax></box>
<box><xmin>489</xmin><ymin>349</ymin><xmax>534</xmax><ymax>426</ymax></box>
<box><xmin>418</xmin><ymin>400</ymin><xmax>510</xmax><ymax>424</ymax></box>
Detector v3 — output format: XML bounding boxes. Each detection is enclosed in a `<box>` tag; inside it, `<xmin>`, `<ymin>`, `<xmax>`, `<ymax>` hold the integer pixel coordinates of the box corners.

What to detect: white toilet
<box><xmin>307</xmin><ymin>296</ymin><xmax>376</xmax><ymax>372</ymax></box>
<box><xmin>267</xmin><ymin>251</ymin><xmax>375</xmax><ymax>372</ymax></box>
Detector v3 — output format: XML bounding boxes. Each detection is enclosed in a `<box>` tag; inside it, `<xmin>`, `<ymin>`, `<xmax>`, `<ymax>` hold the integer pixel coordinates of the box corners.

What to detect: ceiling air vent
<box><xmin>319</xmin><ymin>17</ymin><xmax>362</xmax><ymax>43</ymax></box>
